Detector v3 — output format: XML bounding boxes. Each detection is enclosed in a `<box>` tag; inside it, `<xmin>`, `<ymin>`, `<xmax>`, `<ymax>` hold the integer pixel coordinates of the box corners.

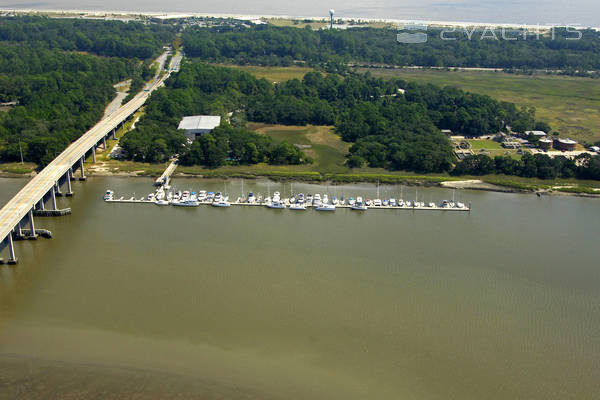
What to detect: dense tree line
<box><xmin>178</xmin><ymin>124</ymin><xmax>309</xmax><ymax>167</ymax></box>
<box><xmin>181</xmin><ymin>25</ymin><xmax>600</xmax><ymax>73</ymax></box>
<box><xmin>452</xmin><ymin>153</ymin><xmax>600</xmax><ymax>180</ymax></box>
<box><xmin>0</xmin><ymin>16</ymin><xmax>175</xmax><ymax>59</ymax></box>
<box><xmin>122</xmin><ymin>63</ymin><xmax>543</xmax><ymax>172</ymax></box>
<box><xmin>120</xmin><ymin>62</ymin><xmax>600</xmax><ymax>179</ymax></box>
<box><xmin>0</xmin><ymin>16</ymin><xmax>173</xmax><ymax>166</ymax></box>
<box><xmin>0</xmin><ymin>47</ymin><xmax>138</xmax><ymax>165</ymax></box>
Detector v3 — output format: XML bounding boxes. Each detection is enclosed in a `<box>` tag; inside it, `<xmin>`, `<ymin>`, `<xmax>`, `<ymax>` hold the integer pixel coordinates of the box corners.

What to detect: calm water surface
<box><xmin>2</xmin><ymin>0</ymin><xmax>600</xmax><ymax>26</ymax></box>
<box><xmin>0</xmin><ymin>176</ymin><xmax>599</xmax><ymax>399</ymax></box>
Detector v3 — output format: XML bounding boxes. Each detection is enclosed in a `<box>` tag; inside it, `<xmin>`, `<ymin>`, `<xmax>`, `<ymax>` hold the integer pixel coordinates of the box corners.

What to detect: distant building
<box><xmin>589</xmin><ymin>146</ymin><xmax>600</xmax><ymax>153</ymax></box>
<box><xmin>502</xmin><ymin>139</ymin><xmax>521</xmax><ymax>149</ymax></box>
<box><xmin>525</xmin><ymin>130</ymin><xmax>547</xmax><ymax>137</ymax></box>
<box><xmin>441</xmin><ymin>129</ymin><xmax>453</xmax><ymax>136</ymax></box>
<box><xmin>538</xmin><ymin>137</ymin><xmax>553</xmax><ymax>150</ymax></box>
<box><xmin>178</xmin><ymin>115</ymin><xmax>221</xmax><ymax>141</ymax></box>
<box><xmin>553</xmin><ymin>138</ymin><xmax>577</xmax><ymax>151</ymax></box>
<box><xmin>151</xmin><ymin>14</ymin><xmax>193</xmax><ymax>23</ymax></box>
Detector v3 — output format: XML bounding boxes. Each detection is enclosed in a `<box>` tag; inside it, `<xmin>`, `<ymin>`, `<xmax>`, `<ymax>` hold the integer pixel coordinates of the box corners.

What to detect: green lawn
<box><xmin>247</xmin><ymin>123</ymin><xmax>351</xmax><ymax>173</ymax></box>
<box><xmin>211</xmin><ymin>64</ymin><xmax>316</xmax><ymax>82</ymax></box>
<box><xmin>0</xmin><ymin>162</ymin><xmax>37</xmax><ymax>174</ymax></box>
<box><xmin>359</xmin><ymin>68</ymin><xmax>600</xmax><ymax>144</ymax></box>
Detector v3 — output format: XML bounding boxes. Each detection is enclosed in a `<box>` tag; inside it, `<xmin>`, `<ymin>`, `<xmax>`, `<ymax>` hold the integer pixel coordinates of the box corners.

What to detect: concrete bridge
<box><xmin>0</xmin><ymin>51</ymin><xmax>181</xmax><ymax>264</ymax></box>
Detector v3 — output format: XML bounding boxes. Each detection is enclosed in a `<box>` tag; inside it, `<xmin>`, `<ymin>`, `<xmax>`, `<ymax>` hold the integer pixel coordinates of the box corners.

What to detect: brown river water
<box><xmin>0</xmin><ymin>176</ymin><xmax>599</xmax><ymax>399</ymax></box>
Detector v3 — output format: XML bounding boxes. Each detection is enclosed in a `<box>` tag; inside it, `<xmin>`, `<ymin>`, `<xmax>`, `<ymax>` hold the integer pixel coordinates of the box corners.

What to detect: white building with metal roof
<box><xmin>178</xmin><ymin>115</ymin><xmax>221</xmax><ymax>141</ymax></box>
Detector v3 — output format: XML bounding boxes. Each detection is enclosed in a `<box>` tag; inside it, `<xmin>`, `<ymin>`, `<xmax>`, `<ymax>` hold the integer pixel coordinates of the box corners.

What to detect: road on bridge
<box><xmin>0</xmin><ymin>50</ymin><xmax>183</xmax><ymax>260</ymax></box>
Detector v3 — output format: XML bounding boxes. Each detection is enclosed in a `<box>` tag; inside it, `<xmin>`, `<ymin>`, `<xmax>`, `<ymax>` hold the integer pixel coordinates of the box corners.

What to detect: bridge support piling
<box><xmin>65</xmin><ymin>171</ymin><xmax>73</xmax><ymax>196</ymax></box>
<box><xmin>16</xmin><ymin>222</ymin><xmax>23</xmax><ymax>238</ymax></box>
<box><xmin>102</xmin><ymin>136</ymin><xmax>107</xmax><ymax>149</ymax></box>
<box><xmin>28</xmin><ymin>210</ymin><xmax>37</xmax><ymax>238</ymax></box>
<box><xmin>92</xmin><ymin>146</ymin><xmax>97</xmax><ymax>163</ymax></box>
<box><xmin>55</xmin><ymin>180</ymin><xmax>63</xmax><ymax>197</ymax></box>
<box><xmin>79</xmin><ymin>157</ymin><xmax>86</xmax><ymax>181</ymax></box>
<box><xmin>37</xmin><ymin>199</ymin><xmax>45</xmax><ymax>211</ymax></box>
<box><xmin>112</xmin><ymin>129</ymin><xmax>117</xmax><ymax>140</ymax></box>
<box><xmin>7</xmin><ymin>234</ymin><xmax>17</xmax><ymax>265</ymax></box>
<box><xmin>50</xmin><ymin>187</ymin><xmax>57</xmax><ymax>211</ymax></box>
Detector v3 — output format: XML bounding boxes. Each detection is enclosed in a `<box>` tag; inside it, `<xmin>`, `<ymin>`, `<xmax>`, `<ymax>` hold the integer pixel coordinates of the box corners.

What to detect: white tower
<box><xmin>329</xmin><ymin>9</ymin><xmax>335</xmax><ymax>29</ymax></box>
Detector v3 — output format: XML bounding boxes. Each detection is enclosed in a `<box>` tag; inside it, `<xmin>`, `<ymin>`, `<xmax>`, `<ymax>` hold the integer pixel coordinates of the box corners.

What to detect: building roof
<box><xmin>178</xmin><ymin>115</ymin><xmax>221</xmax><ymax>131</ymax></box>
<box><xmin>590</xmin><ymin>146</ymin><xmax>600</xmax><ymax>152</ymax></box>
<box><xmin>539</xmin><ymin>138</ymin><xmax>553</xmax><ymax>143</ymax></box>
<box><xmin>556</xmin><ymin>138</ymin><xmax>577</xmax><ymax>145</ymax></box>
<box><xmin>526</xmin><ymin>130</ymin><xmax>547</xmax><ymax>136</ymax></box>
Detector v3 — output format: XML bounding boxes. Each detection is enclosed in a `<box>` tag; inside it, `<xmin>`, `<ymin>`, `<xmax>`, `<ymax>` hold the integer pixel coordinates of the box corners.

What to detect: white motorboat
<box><xmin>373</xmin><ymin>199</ymin><xmax>382</xmax><ymax>207</ymax></box>
<box><xmin>155</xmin><ymin>199</ymin><xmax>169</xmax><ymax>206</ymax></box>
<box><xmin>212</xmin><ymin>200</ymin><xmax>230</xmax><ymax>207</ymax></box>
<box><xmin>267</xmin><ymin>200</ymin><xmax>286</xmax><ymax>209</ymax></box>
<box><xmin>428</xmin><ymin>202</ymin><xmax>436</xmax><ymax>208</ymax></box>
<box><xmin>315</xmin><ymin>203</ymin><xmax>335</xmax><ymax>211</ymax></box>
<box><xmin>351</xmin><ymin>197</ymin><xmax>367</xmax><ymax>211</ymax></box>
<box><xmin>313</xmin><ymin>194</ymin><xmax>321</xmax><ymax>206</ymax></box>
<box><xmin>103</xmin><ymin>190</ymin><xmax>114</xmax><ymax>201</ymax></box>
<box><xmin>247</xmin><ymin>192</ymin><xmax>256</xmax><ymax>203</ymax></box>
<box><xmin>173</xmin><ymin>199</ymin><xmax>199</xmax><ymax>207</ymax></box>
<box><xmin>322</xmin><ymin>194</ymin><xmax>329</xmax><ymax>204</ymax></box>
<box><xmin>348</xmin><ymin>197</ymin><xmax>356</xmax><ymax>206</ymax></box>
<box><xmin>389</xmin><ymin>198</ymin><xmax>397</xmax><ymax>207</ymax></box>
<box><xmin>289</xmin><ymin>203</ymin><xmax>307</xmax><ymax>210</ymax></box>
<box><xmin>197</xmin><ymin>190</ymin><xmax>207</xmax><ymax>202</ymax></box>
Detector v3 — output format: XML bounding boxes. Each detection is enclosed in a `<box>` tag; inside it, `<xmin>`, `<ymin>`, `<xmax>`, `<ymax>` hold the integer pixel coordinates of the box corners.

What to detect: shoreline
<box><xmin>2</xmin><ymin>8</ymin><xmax>598</xmax><ymax>30</ymax></box>
<box><xmin>2</xmin><ymin>169</ymin><xmax>598</xmax><ymax>198</ymax></box>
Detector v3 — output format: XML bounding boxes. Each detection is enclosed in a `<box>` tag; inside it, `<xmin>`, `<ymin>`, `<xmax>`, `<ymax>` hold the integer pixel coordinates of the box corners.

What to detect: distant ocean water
<box><xmin>2</xmin><ymin>0</ymin><xmax>599</xmax><ymax>27</ymax></box>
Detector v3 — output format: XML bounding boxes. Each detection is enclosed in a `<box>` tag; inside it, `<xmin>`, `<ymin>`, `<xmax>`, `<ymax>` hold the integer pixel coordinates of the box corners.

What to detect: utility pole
<box><xmin>18</xmin><ymin>131</ymin><xmax>24</xmax><ymax>164</ymax></box>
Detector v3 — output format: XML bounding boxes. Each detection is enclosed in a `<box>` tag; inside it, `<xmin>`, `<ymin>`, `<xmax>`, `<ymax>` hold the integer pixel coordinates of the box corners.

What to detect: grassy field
<box><xmin>212</xmin><ymin>64</ymin><xmax>315</xmax><ymax>82</ymax></box>
<box><xmin>0</xmin><ymin>162</ymin><xmax>37</xmax><ymax>174</ymax></box>
<box><xmin>360</xmin><ymin>68</ymin><xmax>600</xmax><ymax>144</ymax></box>
<box><xmin>465</xmin><ymin>138</ymin><xmax>523</xmax><ymax>158</ymax></box>
<box><xmin>247</xmin><ymin>123</ymin><xmax>350</xmax><ymax>173</ymax></box>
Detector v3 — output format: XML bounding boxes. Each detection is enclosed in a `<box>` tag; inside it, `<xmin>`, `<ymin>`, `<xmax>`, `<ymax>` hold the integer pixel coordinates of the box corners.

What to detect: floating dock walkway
<box><xmin>106</xmin><ymin>197</ymin><xmax>470</xmax><ymax>212</ymax></box>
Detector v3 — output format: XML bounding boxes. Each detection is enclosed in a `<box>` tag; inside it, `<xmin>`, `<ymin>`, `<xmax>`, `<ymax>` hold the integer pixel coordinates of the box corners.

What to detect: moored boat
<box><xmin>315</xmin><ymin>203</ymin><xmax>335</xmax><ymax>211</ymax></box>
<box><xmin>103</xmin><ymin>190</ymin><xmax>114</xmax><ymax>201</ymax></box>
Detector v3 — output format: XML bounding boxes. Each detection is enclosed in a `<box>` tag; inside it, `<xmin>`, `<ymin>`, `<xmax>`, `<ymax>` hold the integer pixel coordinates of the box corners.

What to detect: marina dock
<box><xmin>154</xmin><ymin>159</ymin><xmax>178</xmax><ymax>187</ymax></box>
<box><xmin>107</xmin><ymin>163</ymin><xmax>471</xmax><ymax>212</ymax></box>
<box><xmin>105</xmin><ymin>195</ymin><xmax>470</xmax><ymax>211</ymax></box>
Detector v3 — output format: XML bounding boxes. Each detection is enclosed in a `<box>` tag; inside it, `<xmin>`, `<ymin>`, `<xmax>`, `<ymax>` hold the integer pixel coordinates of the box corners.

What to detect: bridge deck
<box><xmin>0</xmin><ymin>52</ymin><xmax>179</xmax><ymax>244</ymax></box>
